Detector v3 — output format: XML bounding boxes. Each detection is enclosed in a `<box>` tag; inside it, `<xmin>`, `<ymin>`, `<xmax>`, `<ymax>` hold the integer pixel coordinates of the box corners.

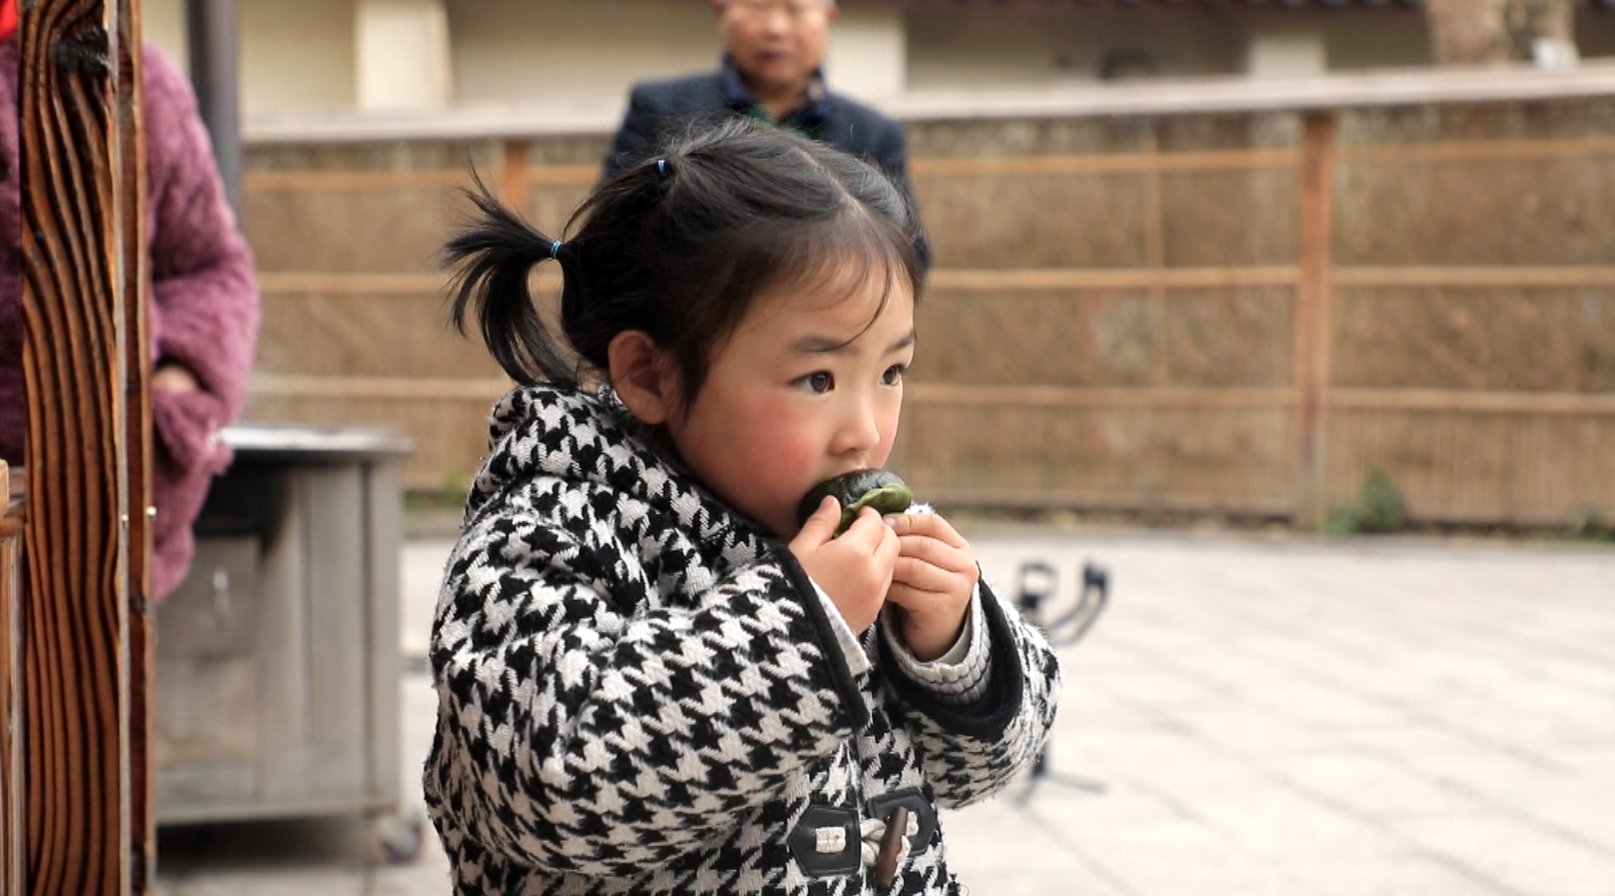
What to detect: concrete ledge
<box><xmin>243</xmin><ymin>60</ymin><xmax>1615</xmax><ymax>145</ymax></box>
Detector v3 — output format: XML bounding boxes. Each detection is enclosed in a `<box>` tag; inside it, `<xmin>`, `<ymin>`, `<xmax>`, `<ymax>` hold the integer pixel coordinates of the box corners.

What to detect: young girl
<box><xmin>426</xmin><ymin>120</ymin><xmax>1060</xmax><ymax>895</ymax></box>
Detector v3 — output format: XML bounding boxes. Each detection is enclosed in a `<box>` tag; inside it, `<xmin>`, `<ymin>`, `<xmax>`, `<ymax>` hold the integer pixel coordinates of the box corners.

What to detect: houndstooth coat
<box><xmin>424</xmin><ymin>385</ymin><xmax>1061</xmax><ymax>895</ymax></box>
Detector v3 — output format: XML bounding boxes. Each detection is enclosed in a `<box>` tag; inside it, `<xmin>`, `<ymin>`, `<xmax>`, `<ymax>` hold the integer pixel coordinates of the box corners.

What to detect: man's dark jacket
<box><xmin>603</xmin><ymin>71</ymin><xmax>929</xmax><ymax>271</ymax></box>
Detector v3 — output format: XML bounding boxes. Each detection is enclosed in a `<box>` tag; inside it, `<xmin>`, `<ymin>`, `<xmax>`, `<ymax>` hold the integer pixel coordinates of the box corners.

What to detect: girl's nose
<box><xmin>831</xmin><ymin>397</ymin><xmax>882</xmax><ymax>456</ymax></box>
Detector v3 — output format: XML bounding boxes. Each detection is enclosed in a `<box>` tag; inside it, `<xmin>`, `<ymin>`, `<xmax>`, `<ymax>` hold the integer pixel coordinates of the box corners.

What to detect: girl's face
<box><xmin>664</xmin><ymin>266</ymin><xmax>916</xmax><ymax>538</ymax></box>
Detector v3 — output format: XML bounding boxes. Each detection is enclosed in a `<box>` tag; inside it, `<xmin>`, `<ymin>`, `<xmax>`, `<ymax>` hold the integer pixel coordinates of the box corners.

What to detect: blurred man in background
<box><xmin>604</xmin><ymin>0</ymin><xmax>927</xmax><ymax>269</ymax></box>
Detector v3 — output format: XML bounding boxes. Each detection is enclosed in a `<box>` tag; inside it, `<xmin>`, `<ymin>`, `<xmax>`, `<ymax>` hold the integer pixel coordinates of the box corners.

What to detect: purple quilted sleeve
<box><xmin>140</xmin><ymin>45</ymin><xmax>260</xmax><ymax>598</ymax></box>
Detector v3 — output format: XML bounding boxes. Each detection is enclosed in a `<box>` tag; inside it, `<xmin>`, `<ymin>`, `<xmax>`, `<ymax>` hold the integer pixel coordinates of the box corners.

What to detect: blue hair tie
<box><xmin>656</xmin><ymin>159</ymin><xmax>669</xmax><ymax>177</ymax></box>
<box><xmin>549</xmin><ymin>240</ymin><xmax>563</xmax><ymax>259</ymax></box>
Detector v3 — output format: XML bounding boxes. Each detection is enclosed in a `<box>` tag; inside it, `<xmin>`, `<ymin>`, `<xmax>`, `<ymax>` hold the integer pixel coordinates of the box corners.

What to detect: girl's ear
<box><xmin>608</xmin><ymin>330</ymin><xmax>679</xmax><ymax>425</ymax></box>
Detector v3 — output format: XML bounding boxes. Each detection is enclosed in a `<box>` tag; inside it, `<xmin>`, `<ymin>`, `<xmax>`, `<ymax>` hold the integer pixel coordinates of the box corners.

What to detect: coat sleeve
<box><xmin>879</xmin><ymin>580</ymin><xmax>1060</xmax><ymax>809</ymax></box>
<box><xmin>427</xmin><ymin>509</ymin><xmax>867</xmax><ymax>876</ymax></box>
<box><xmin>139</xmin><ymin>45</ymin><xmax>261</xmax><ymax>598</ymax></box>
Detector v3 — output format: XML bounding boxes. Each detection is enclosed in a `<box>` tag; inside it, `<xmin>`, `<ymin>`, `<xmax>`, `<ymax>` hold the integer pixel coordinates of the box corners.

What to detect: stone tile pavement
<box><xmin>155</xmin><ymin>527</ymin><xmax>1615</xmax><ymax>895</ymax></box>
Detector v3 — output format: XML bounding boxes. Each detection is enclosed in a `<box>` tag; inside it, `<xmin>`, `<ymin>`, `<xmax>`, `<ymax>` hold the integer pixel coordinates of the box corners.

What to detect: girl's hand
<box><xmin>884</xmin><ymin>513</ymin><xmax>979</xmax><ymax>662</ymax></box>
<box><xmin>152</xmin><ymin>361</ymin><xmax>200</xmax><ymax>394</ymax></box>
<box><xmin>789</xmin><ymin>496</ymin><xmax>899</xmax><ymax>633</ymax></box>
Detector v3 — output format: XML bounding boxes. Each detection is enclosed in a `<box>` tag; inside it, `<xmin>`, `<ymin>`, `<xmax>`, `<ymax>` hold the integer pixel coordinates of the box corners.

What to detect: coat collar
<box><xmin>469</xmin><ymin>383</ymin><xmax>778</xmax><ymax>563</ymax></box>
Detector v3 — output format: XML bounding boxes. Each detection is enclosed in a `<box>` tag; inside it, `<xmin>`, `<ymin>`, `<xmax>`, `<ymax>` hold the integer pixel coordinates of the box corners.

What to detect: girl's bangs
<box><xmin>750</xmin><ymin>207</ymin><xmax>916</xmax><ymax>323</ymax></box>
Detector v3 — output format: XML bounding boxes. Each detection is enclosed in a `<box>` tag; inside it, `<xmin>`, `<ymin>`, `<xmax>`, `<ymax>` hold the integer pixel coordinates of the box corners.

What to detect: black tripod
<box><xmin>1016</xmin><ymin>559</ymin><xmax>1111</xmax><ymax>802</ymax></box>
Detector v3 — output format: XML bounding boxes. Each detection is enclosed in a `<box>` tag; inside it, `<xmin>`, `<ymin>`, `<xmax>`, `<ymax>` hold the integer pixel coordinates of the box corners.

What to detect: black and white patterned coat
<box><xmin>425</xmin><ymin>385</ymin><xmax>1061</xmax><ymax>895</ymax></box>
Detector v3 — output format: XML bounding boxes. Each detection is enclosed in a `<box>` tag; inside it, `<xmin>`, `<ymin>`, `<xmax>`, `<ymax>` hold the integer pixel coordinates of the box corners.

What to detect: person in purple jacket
<box><xmin>0</xmin><ymin>19</ymin><xmax>260</xmax><ymax>601</ymax></box>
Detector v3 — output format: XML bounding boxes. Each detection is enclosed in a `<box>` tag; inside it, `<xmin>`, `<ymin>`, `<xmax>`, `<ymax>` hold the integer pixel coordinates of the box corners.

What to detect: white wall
<box><xmin>148</xmin><ymin>1</ymin><xmax>1615</xmax><ymax>122</ymax></box>
<box><xmin>142</xmin><ymin>0</ymin><xmax>187</xmax><ymax>69</ymax></box>
<box><xmin>447</xmin><ymin>0</ymin><xmax>720</xmax><ymax>109</ymax></box>
<box><xmin>243</xmin><ymin>0</ymin><xmax>358</xmax><ymax>112</ymax></box>
<box><xmin>1246</xmin><ymin>30</ymin><xmax>1327</xmax><ymax>79</ymax></box>
<box><xmin>356</xmin><ymin>0</ymin><xmax>452</xmax><ymax>109</ymax></box>
<box><xmin>826</xmin><ymin>3</ymin><xmax>906</xmax><ymax>99</ymax></box>
<box><xmin>139</xmin><ymin>0</ymin><xmax>358</xmax><ymax>113</ymax></box>
<box><xmin>448</xmin><ymin>0</ymin><xmax>904</xmax><ymax>112</ymax></box>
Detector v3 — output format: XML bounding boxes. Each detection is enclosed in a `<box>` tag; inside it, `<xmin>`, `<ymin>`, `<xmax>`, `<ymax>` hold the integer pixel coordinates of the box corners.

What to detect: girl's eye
<box><xmin>881</xmin><ymin>364</ymin><xmax>906</xmax><ymax>386</ymax></box>
<box><xmin>797</xmin><ymin>372</ymin><xmax>834</xmax><ymax>394</ymax></box>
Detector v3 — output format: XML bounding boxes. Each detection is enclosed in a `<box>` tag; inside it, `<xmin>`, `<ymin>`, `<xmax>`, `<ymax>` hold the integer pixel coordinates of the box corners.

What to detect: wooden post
<box><xmin>1</xmin><ymin>463</ymin><xmax>25</xmax><ymax>893</ymax></box>
<box><xmin>18</xmin><ymin>0</ymin><xmax>151</xmax><ymax>892</ymax></box>
<box><xmin>116</xmin><ymin>1</ymin><xmax>157</xmax><ymax>890</ymax></box>
<box><xmin>1139</xmin><ymin>126</ymin><xmax>1171</xmax><ymax>509</ymax></box>
<box><xmin>498</xmin><ymin>137</ymin><xmax>531</xmax><ymax>214</ymax></box>
<box><xmin>1140</xmin><ymin>127</ymin><xmax>1169</xmax><ymax>387</ymax></box>
<box><xmin>1295</xmin><ymin>112</ymin><xmax>1338</xmax><ymax>525</ymax></box>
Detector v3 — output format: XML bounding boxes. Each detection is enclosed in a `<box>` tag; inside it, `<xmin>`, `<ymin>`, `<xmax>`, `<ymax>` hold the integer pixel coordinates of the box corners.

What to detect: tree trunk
<box><xmin>1426</xmin><ymin>0</ymin><xmax>1576</xmax><ymax>66</ymax></box>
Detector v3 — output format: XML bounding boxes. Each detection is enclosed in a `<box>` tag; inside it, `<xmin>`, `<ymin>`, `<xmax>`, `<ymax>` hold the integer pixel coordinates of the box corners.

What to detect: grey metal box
<box><xmin>154</xmin><ymin>426</ymin><xmax>411</xmax><ymax>832</ymax></box>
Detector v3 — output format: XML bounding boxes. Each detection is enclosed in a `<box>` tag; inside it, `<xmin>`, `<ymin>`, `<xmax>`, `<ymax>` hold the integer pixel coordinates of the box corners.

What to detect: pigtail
<box><xmin>444</xmin><ymin>178</ymin><xmax>574</xmax><ymax>386</ymax></box>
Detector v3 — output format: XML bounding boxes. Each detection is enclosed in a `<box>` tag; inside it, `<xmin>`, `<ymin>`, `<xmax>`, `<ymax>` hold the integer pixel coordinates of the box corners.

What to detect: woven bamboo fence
<box><xmin>240</xmin><ymin>66</ymin><xmax>1615</xmax><ymax>527</ymax></box>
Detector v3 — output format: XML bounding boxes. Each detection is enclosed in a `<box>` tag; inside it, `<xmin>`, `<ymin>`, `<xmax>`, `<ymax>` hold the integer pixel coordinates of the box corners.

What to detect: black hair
<box><xmin>445</xmin><ymin>119</ymin><xmax>923</xmax><ymax>406</ymax></box>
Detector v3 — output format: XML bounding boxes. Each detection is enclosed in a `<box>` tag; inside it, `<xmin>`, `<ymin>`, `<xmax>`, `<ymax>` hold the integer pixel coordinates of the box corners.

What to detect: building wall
<box><xmin>1578</xmin><ymin>8</ymin><xmax>1615</xmax><ymax>58</ymax></box>
<box><xmin>447</xmin><ymin>0</ymin><xmax>904</xmax><ymax>110</ymax></box>
<box><xmin>447</xmin><ymin>0</ymin><xmax>717</xmax><ymax>109</ymax></box>
<box><xmin>144</xmin><ymin>0</ymin><xmax>357</xmax><ymax>112</ymax></box>
<box><xmin>142</xmin><ymin>0</ymin><xmax>188</xmax><ymax>65</ymax></box>
<box><xmin>907</xmin><ymin>5</ymin><xmax>1248</xmax><ymax>87</ymax></box>
<box><xmin>140</xmin><ymin>1</ymin><xmax>1615</xmax><ymax>121</ymax></box>
<box><xmin>358</xmin><ymin>0</ymin><xmax>453</xmax><ymax>109</ymax></box>
<box><xmin>824</xmin><ymin>4</ymin><xmax>907</xmax><ymax>99</ymax></box>
<box><xmin>1307</xmin><ymin>11</ymin><xmax>1432</xmax><ymax>71</ymax></box>
<box><xmin>241</xmin><ymin>0</ymin><xmax>359</xmax><ymax>112</ymax></box>
<box><xmin>905</xmin><ymin>5</ymin><xmax>1433</xmax><ymax>88</ymax></box>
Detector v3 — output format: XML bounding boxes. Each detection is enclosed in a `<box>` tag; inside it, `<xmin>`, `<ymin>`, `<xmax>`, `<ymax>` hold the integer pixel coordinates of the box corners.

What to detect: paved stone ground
<box><xmin>155</xmin><ymin>527</ymin><xmax>1615</xmax><ymax>896</ymax></box>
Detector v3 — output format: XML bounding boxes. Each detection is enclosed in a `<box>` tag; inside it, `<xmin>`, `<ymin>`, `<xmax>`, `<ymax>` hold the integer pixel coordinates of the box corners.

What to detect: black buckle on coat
<box><xmin>788</xmin><ymin>791</ymin><xmax>940</xmax><ymax>878</ymax></box>
<box><xmin>788</xmin><ymin>804</ymin><xmax>861</xmax><ymax>877</ymax></box>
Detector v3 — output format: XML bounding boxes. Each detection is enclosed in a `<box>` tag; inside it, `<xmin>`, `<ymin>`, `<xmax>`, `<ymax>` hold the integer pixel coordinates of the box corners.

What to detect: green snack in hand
<box><xmin>797</xmin><ymin>469</ymin><xmax>913</xmax><ymax>535</ymax></box>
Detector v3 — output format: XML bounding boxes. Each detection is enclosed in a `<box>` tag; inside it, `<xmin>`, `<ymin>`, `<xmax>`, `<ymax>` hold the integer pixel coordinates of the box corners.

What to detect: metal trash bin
<box><xmin>153</xmin><ymin>424</ymin><xmax>421</xmax><ymax>860</ymax></box>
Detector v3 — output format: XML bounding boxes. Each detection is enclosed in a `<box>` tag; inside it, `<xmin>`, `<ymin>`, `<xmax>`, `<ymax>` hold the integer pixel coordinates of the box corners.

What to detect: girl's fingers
<box><xmin>831</xmin><ymin>507</ymin><xmax>901</xmax><ymax>580</ymax></box>
<box><xmin>894</xmin><ymin>535</ymin><xmax>975</xmax><ymax>575</ymax></box>
<box><xmin>884</xmin><ymin>512</ymin><xmax>970</xmax><ymax>549</ymax></box>
<box><xmin>884</xmin><ymin>581</ymin><xmax>928</xmax><ymax>611</ymax></box>
<box><xmin>890</xmin><ymin>589</ymin><xmax>972</xmax><ymax>661</ymax></box>
<box><xmin>841</xmin><ymin>505</ymin><xmax>884</xmax><ymax>533</ymax></box>
<box><xmin>889</xmin><ymin>556</ymin><xmax>970</xmax><ymax>598</ymax></box>
<box><xmin>846</xmin><ymin>507</ymin><xmax>903</xmax><ymax>550</ymax></box>
<box><xmin>791</xmin><ymin>496</ymin><xmax>841</xmax><ymax>549</ymax></box>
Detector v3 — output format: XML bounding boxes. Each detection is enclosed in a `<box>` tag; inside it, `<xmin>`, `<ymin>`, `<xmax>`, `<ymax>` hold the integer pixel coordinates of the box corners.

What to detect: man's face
<box><xmin>716</xmin><ymin>0</ymin><xmax>836</xmax><ymax>100</ymax></box>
